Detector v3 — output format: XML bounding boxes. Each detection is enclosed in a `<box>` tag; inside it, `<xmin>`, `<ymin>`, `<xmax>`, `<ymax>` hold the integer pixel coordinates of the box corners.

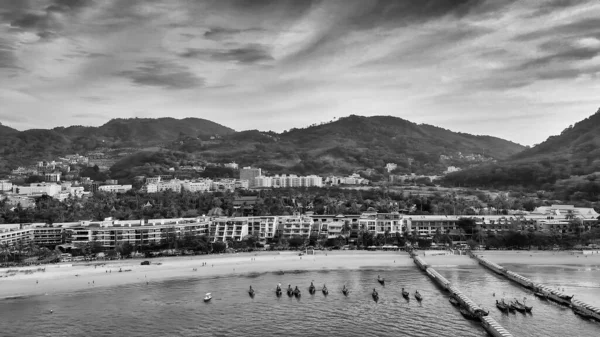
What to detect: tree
<box><xmin>116</xmin><ymin>242</ymin><xmax>133</xmax><ymax>258</ymax></box>
<box><xmin>341</xmin><ymin>222</ymin><xmax>352</xmax><ymax>245</ymax></box>
<box><xmin>212</xmin><ymin>241</ymin><xmax>227</xmax><ymax>253</ymax></box>
<box><xmin>288</xmin><ymin>236</ymin><xmax>305</xmax><ymax>249</ymax></box>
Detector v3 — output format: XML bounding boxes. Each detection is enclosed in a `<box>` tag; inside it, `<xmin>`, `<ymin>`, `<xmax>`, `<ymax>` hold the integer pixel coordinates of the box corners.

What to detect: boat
<box><xmin>287</xmin><ymin>285</ymin><xmax>293</xmax><ymax>297</ymax></box>
<box><xmin>415</xmin><ymin>291</ymin><xmax>422</xmax><ymax>301</ymax></box>
<box><xmin>309</xmin><ymin>283</ymin><xmax>316</xmax><ymax>294</ymax></box>
<box><xmin>275</xmin><ymin>287</ymin><xmax>282</xmax><ymax>297</ymax></box>
<box><xmin>511</xmin><ymin>301</ymin><xmax>526</xmax><ymax>313</ymax></box>
<box><xmin>459</xmin><ymin>307</ymin><xmax>480</xmax><ymax>321</ymax></box>
<box><xmin>322</xmin><ymin>285</ymin><xmax>329</xmax><ymax>296</ymax></box>
<box><xmin>496</xmin><ymin>300</ymin><xmax>509</xmax><ymax>312</ymax></box>
<box><xmin>401</xmin><ymin>288</ymin><xmax>409</xmax><ymax>299</ymax></box>
<box><xmin>248</xmin><ymin>287</ymin><xmax>255</xmax><ymax>298</ymax></box>
<box><xmin>293</xmin><ymin>287</ymin><xmax>301</xmax><ymax>298</ymax></box>
<box><xmin>507</xmin><ymin>301</ymin><xmax>516</xmax><ymax>312</ymax></box>
<box><xmin>203</xmin><ymin>293</ymin><xmax>212</xmax><ymax>302</ymax></box>
<box><xmin>449</xmin><ymin>297</ymin><xmax>460</xmax><ymax>306</ymax></box>
<box><xmin>515</xmin><ymin>299</ymin><xmax>532</xmax><ymax>312</ymax></box>
<box><xmin>377</xmin><ymin>275</ymin><xmax>385</xmax><ymax>286</ymax></box>
<box><xmin>534</xmin><ymin>292</ymin><xmax>548</xmax><ymax>300</ymax></box>
<box><xmin>342</xmin><ymin>287</ymin><xmax>349</xmax><ymax>296</ymax></box>
<box><xmin>372</xmin><ymin>289</ymin><xmax>379</xmax><ymax>302</ymax></box>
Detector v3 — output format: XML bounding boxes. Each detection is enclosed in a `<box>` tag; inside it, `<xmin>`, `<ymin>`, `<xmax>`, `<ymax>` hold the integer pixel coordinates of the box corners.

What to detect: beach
<box><xmin>2</xmin><ymin>250</ymin><xmax>599</xmax><ymax>299</ymax></box>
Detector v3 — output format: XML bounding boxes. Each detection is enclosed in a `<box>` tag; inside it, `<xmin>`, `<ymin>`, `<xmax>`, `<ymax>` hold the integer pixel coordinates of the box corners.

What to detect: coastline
<box><xmin>2</xmin><ymin>250</ymin><xmax>599</xmax><ymax>299</ymax></box>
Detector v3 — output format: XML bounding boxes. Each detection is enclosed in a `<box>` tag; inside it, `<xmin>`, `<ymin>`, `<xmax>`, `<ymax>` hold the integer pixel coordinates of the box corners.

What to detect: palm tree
<box><xmin>384</xmin><ymin>229</ymin><xmax>390</xmax><ymax>245</ymax></box>
<box><xmin>341</xmin><ymin>222</ymin><xmax>352</xmax><ymax>245</ymax></box>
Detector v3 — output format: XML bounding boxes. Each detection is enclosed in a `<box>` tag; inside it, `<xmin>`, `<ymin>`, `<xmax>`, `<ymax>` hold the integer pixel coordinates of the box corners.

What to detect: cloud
<box><xmin>180</xmin><ymin>44</ymin><xmax>274</xmax><ymax>64</ymax></box>
<box><xmin>203</xmin><ymin>27</ymin><xmax>265</xmax><ymax>40</ymax></box>
<box><xmin>118</xmin><ymin>60</ymin><xmax>205</xmax><ymax>90</ymax></box>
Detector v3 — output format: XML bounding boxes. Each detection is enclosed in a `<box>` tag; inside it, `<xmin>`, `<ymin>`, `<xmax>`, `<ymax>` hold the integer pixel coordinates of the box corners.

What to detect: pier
<box><xmin>470</xmin><ymin>252</ymin><xmax>600</xmax><ymax>320</ymax></box>
<box><xmin>411</xmin><ymin>254</ymin><xmax>514</xmax><ymax>337</ymax></box>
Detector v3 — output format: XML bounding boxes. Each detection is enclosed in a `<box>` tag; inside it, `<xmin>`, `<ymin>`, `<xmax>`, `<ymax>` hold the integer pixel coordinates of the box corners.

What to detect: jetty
<box><xmin>470</xmin><ymin>252</ymin><xmax>600</xmax><ymax>320</ymax></box>
<box><xmin>411</xmin><ymin>254</ymin><xmax>514</xmax><ymax>337</ymax></box>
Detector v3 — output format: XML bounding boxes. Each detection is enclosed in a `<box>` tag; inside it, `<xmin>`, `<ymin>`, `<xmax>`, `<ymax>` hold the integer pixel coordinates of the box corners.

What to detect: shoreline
<box><xmin>2</xmin><ymin>250</ymin><xmax>600</xmax><ymax>299</ymax></box>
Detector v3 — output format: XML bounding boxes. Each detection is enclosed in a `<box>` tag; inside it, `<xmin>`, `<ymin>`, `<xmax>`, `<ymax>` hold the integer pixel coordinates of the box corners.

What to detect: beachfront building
<box><xmin>277</xmin><ymin>215</ymin><xmax>314</xmax><ymax>238</ymax></box>
<box><xmin>358</xmin><ymin>212</ymin><xmax>406</xmax><ymax>236</ymax></box>
<box><xmin>246</xmin><ymin>216</ymin><xmax>278</xmax><ymax>241</ymax></box>
<box><xmin>30</xmin><ymin>225</ymin><xmax>64</xmax><ymax>247</ymax></box>
<box><xmin>67</xmin><ymin>218</ymin><xmax>210</xmax><ymax>250</ymax></box>
<box><xmin>0</xmin><ymin>225</ymin><xmax>34</xmax><ymax>247</ymax></box>
<box><xmin>407</xmin><ymin>215</ymin><xmax>460</xmax><ymax>237</ymax></box>
<box><xmin>210</xmin><ymin>217</ymin><xmax>249</xmax><ymax>242</ymax></box>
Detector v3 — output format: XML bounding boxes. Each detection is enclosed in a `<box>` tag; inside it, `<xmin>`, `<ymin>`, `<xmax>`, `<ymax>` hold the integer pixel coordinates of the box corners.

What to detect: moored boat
<box><xmin>372</xmin><ymin>288</ymin><xmax>379</xmax><ymax>302</ymax></box>
<box><xmin>377</xmin><ymin>275</ymin><xmax>385</xmax><ymax>286</ymax></box>
<box><xmin>248</xmin><ymin>286</ymin><xmax>255</xmax><ymax>298</ymax></box>
<box><xmin>287</xmin><ymin>285</ymin><xmax>293</xmax><ymax>297</ymax></box>
<box><xmin>322</xmin><ymin>285</ymin><xmax>329</xmax><ymax>296</ymax></box>
<box><xmin>309</xmin><ymin>282</ymin><xmax>316</xmax><ymax>294</ymax></box>
<box><xmin>203</xmin><ymin>293</ymin><xmax>212</xmax><ymax>302</ymax></box>
<box><xmin>293</xmin><ymin>286</ymin><xmax>301</xmax><ymax>298</ymax></box>
<box><xmin>496</xmin><ymin>300</ymin><xmax>509</xmax><ymax>312</ymax></box>
<box><xmin>449</xmin><ymin>297</ymin><xmax>460</xmax><ymax>306</ymax></box>
<box><xmin>534</xmin><ymin>292</ymin><xmax>548</xmax><ymax>300</ymax></box>
<box><xmin>415</xmin><ymin>290</ymin><xmax>422</xmax><ymax>301</ymax></box>
<box><xmin>511</xmin><ymin>301</ymin><xmax>526</xmax><ymax>313</ymax></box>
<box><xmin>401</xmin><ymin>288</ymin><xmax>409</xmax><ymax>299</ymax></box>
<box><xmin>515</xmin><ymin>299</ymin><xmax>532</xmax><ymax>312</ymax></box>
<box><xmin>459</xmin><ymin>307</ymin><xmax>480</xmax><ymax>321</ymax></box>
<box><xmin>342</xmin><ymin>286</ymin><xmax>349</xmax><ymax>296</ymax></box>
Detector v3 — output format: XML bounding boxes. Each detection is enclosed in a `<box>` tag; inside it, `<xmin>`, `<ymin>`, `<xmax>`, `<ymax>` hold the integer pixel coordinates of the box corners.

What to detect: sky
<box><xmin>1</xmin><ymin>0</ymin><xmax>599</xmax><ymax>146</ymax></box>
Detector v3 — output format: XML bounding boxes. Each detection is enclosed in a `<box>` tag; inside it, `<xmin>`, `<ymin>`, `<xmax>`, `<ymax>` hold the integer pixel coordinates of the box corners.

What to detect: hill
<box><xmin>441</xmin><ymin>107</ymin><xmax>600</xmax><ymax>202</ymax></box>
<box><xmin>170</xmin><ymin>115</ymin><xmax>525</xmax><ymax>176</ymax></box>
<box><xmin>0</xmin><ymin>117</ymin><xmax>235</xmax><ymax>174</ymax></box>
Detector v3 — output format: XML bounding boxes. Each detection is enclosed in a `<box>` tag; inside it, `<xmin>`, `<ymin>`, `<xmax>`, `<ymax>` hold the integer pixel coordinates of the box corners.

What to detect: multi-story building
<box><xmin>240</xmin><ymin>167</ymin><xmax>262</xmax><ymax>188</ymax></box>
<box><xmin>182</xmin><ymin>180</ymin><xmax>212</xmax><ymax>192</ymax></box>
<box><xmin>358</xmin><ymin>212</ymin><xmax>406</xmax><ymax>236</ymax></box>
<box><xmin>246</xmin><ymin>216</ymin><xmax>278</xmax><ymax>241</ymax></box>
<box><xmin>278</xmin><ymin>215</ymin><xmax>314</xmax><ymax>238</ymax></box>
<box><xmin>0</xmin><ymin>226</ymin><xmax>34</xmax><ymax>247</ymax></box>
<box><xmin>98</xmin><ymin>185</ymin><xmax>133</xmax><ymax>193</ymax></box>
<box><xmin>210</xmin><ymin>217</ymin><xmax>249</xmax><ymax>242</ymax></box>
<box><xmin>407</xmin><ymin>215</ymin><xmax>459</xmax><ymax>237</ymax></box>
<box><xmin>224</xmin><ymin>162</ymin><xmax>239</xmax><ymax>170</ymax></box>
<box><xmin>45</xmin><ymin>172</ymin><xmax>61</xmax><ymax>182</ymax></box>
<box><xmin>255</xmin><ymin>176</ymin><xmax>273</xmax><ymax>188</ymax></box>
<box><xmin>12</xmin><ymin>183</ymin><xmax>62</xmax><ymax>198</ymax></box>
<box><xmin>146</xmin><ymin>177</ymin><xmax>161</xmax><ymax>184</ymax></box>
<box><xmin>0</xmin><ymin>180</ymin><xmax>13</xmax><ymax>191</ymax></box>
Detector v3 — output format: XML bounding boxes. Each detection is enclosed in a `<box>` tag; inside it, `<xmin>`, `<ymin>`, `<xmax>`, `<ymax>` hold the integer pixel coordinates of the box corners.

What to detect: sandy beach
<box><xmin>2</xmin><ymin>250</ymin><xmax>599</xmax><ymax>299</ymax></box>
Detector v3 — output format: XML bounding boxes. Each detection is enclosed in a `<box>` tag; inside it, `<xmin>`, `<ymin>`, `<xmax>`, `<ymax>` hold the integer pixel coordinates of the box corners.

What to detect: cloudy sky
<box><xmin>1</xmin><ymin>0</ymin><xmax>599</xmax><ymax>145</ymax></box>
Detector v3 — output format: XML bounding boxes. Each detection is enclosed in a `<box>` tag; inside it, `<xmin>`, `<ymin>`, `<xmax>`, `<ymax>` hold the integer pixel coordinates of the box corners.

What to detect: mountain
<box><xmin>442</xmin><ymin>108</ymin><xmax>600</xmax><ymax>201</ymax></box>
<box><xmin>0</xmin><ymin>122</ymin><xmax>18</xmax><ymax>136</ymax></box>
<box><xmin>0</xmin><ymin>117</ymin><xmax>235</xmax><ymax>174</ymax></box>
<box><xmin>170</xmin><ymin>115</ymin><xmax>525</xmax><ymax>176</ymax></box>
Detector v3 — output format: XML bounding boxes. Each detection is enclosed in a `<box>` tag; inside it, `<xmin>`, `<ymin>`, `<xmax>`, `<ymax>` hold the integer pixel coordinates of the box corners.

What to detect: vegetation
<box><xmin>442</xmin><ymin>108</ymin><xmax>600</xmax><ymax>202</ymax></box>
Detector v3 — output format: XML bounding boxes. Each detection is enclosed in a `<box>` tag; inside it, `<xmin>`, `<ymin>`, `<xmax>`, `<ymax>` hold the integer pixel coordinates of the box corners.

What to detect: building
<box><xmin>210</xmin><ymin>217</ymin><xmax>249</xmax><ymax>242</ymax></box>
<box><xmin>246</xmin><ymin>216</ymin><xmax>278</xmax><ymax>241</ymax></box>
<box><xmin>385</xmin><ymin>163</ymin><xmax>397</xmax><ymax>173</ymax></box>
<box><xmin>146</xmin><ymin>177</ymin><xmax>161</xmax><ymax>184</ymax></box>
<box><xmin>45</xmin><ymin>172</ymin><xmax>61</xmax><ymax>182</ymax></box>
<box><xmin>0</xmin><ymin>180</ymin><xmax>13</xmax><ymax>192</ymax></box>
<box><xmin>358</xmin><ymin>212</ymin><xmax>406</xmax><ymax>236</ymax></box>
<box><xmin>224</xmin><ymin>162</ymin><xmax>239</xmax><ymax>170</ymax></box>
<box><xmin>98</xmin><ymin>185</ymin><xmax>133</xmax><ymax>193</ymax></box>
<box><xmin>182</xmin><ymin>180</ymin><xmax>212</xmax><ymax>192</ymax></box>
<box><xmin>240</xmin><ymin>167</ymin><xmax>262</xmax><ymax>188</ymax></box>
<box><xmin>4</xmin><ymin>195</ymin><xmax>36</xmax><ymax>208</ymax></box>
<box><xmin>278</xmin><ymin>215</ymin><xmax>314</xmax><ymax>238</ymax></box>
<box><xmin>0</xmin><ymin>226</ymin><xmax>34</xmax><ymax>247</ymax></box>
<box><xmin>445</xmin><ymin>166</ymin><xmax>461</xmax><ymax>174</ymax></box>
<box><xmin>12</xmin><ymin>183</ymin><xmax>62</xmax><ymax>198</ymax></box>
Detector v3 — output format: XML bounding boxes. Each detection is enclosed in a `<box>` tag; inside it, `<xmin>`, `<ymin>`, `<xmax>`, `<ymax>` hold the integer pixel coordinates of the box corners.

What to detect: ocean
<box><xmin>1</xmin><ymin>264</ymin><xmax>599</xmax><ymax>337</ymax></box>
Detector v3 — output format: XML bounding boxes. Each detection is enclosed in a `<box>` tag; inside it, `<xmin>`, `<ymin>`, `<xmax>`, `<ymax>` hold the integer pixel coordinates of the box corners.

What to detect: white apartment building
<box><xmin>98</xmin><ymin>185</ymin><xmax>133</xmax><ymax>193</ymax></box>
<box><xmin>0</xmin><ymin>227</ymin><xmax>34</xmax><ymax>247</ymax></box>
<box><xmin>182</xmin><ymin>180</ymin><xmax>212</xmax><ymax>192</ymax></box>
<box><xmin>12</xmin><ymin>183</ymin><xmax>62</xmax><ymax>197</ymax></box>
<box><xmin>278</xmin><ymin>215</ymin><xmax>314</xmax><ymax>238</ymax></box>
<box><xmin>210</xmin><ymin>217</ymin><xmax>249</xmax><ymax>242</ymax></box>
<box><xmin>45</xmin><ymin>172</ymin><xmax>61</xmax><ymax>182</ymax></box>
<box><xmin>358</xmin><ymin>212</ymin><xmax>406</xmax><ymax>236</ymax></box>
<box><xmin>146</xmin><ymin>179</ymin><xmax>183</xmax><ymax>194</ymax></box>
<box><xmin>246</xmin><ymin>216</ymin><xmax>278</xmax><ymax>240</ymax></box>
<box><xmin>254</xmin><ymin>174</ymin><xmax>323</xmax><ymax>188</ymax></box>
<box><xmin>0</xmin><ymin>180</ymin><xmax>13</xmax><ymax>191</ymax></box>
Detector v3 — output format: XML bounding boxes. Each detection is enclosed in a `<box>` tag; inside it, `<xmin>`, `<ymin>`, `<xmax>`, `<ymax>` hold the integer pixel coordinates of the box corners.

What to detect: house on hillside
<box><xmin>233</xmin><ymin>196</ymin><xmax>259</xmax><ymax>216</ymax></box>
